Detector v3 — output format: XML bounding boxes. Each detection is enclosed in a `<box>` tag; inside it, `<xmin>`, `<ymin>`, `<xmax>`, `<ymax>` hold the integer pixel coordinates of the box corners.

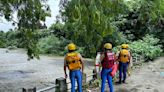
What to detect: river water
<box><xmin>0</xmin><ymin>48</ymin><xmax>94</xmax><ymax>92</ymax></box>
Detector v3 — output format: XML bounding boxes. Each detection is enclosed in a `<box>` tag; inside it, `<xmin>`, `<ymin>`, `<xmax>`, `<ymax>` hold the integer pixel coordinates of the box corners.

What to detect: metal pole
<box><xmin>55</xmin><ymin>77</ymin><xmax>67</xmax><ymax>92</ymax></box>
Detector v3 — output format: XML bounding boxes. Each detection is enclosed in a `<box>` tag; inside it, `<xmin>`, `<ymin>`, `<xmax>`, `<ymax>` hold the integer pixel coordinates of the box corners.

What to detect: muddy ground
<box><xmin>90</xmin><ymin>57</ymin><xmax>164</xmax><ymax>92</ymax></box>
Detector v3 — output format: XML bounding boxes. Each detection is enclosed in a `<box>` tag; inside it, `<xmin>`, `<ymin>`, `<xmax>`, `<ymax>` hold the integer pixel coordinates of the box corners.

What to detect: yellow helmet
<box><xmin>121</xmin><ymin>44</ymin><xmax>129</xmax><ymax>49</ymax></box>
<box><xmin>104</xmin><ymin>43</ymin><xmax>112</xmax><ymax>49</ymax></box>
<box><xmin>67</xmin><ymin>43</ymin><xmax>76</xmax><ymax>50</ymax></box>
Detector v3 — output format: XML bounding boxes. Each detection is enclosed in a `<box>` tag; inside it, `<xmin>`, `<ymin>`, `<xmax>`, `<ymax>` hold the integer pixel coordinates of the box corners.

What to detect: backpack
<box><xmin>65</xmin><ymin>52</ymin><xmax>81</xmax><ymax>70</ymax></box>
<box><xmin>119</xmin><ymin>49</ymin><xmax>130</xmax><ymax>63</ymax></box>
<box><xmin>101</xmin><ymin>52</ymin><xmax>115</xmax><ymax>69</ymax></box>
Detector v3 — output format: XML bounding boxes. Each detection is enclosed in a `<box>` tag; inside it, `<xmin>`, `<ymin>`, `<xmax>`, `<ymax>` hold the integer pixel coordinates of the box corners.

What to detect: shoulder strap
<box><xmin>67</xmin><ymin>52</ymin><xmax>78</xmax><ymax>57</ymax></box>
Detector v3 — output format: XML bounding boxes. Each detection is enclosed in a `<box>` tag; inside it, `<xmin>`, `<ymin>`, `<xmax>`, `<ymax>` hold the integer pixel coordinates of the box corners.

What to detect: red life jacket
<box><xmin>101</xmin><ymin>52</ymin><xmax>115</xmax><ymax>69</ymax></box>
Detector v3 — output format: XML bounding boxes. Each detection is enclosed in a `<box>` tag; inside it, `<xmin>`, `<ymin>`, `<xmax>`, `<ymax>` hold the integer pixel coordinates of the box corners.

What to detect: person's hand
<box><xmin>65</xmin><ymin>74</ymin><xmax>68</xmax><ymax>79</ymax></box>
<box><xmin>81</xmin><ymin>69</ymin><xmax>84</xmax><ymax>74</ymax></box>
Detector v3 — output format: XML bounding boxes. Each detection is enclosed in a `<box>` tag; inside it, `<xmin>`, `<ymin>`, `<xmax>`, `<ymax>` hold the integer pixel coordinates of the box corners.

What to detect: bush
<box><xmin>0</xmin><ymin>40</ymin><xmax>6</xmax><ymax>48</ymax></box>
<box><xmin>38</xmin><ymin>35</ymin><xmax>70</xmax><ymax>55</ymax></box>
<box><xmin>129</xmin><ymin>35</ymin><xmax>163</xmax><ymax>61</ymax></box>
<box><xmin>113</xmin><ymin>34</ymin><xmax>163</xmax><ymax>61</ymax></box>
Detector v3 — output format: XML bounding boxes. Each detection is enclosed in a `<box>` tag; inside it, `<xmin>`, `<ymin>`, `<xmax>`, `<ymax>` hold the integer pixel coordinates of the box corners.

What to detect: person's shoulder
<box><xmin>76</xmin><ymin>52</ymin><xmax>82</xmax><ymax>57</ymax></box>
<box><xmin>100</xmin><ymin>51</ymin><xmax>105</xmax><ymax>54</ymax></box>
<box><xmin>100</xmin><ymin>52</ymin><xmax>105</xmax><ymax>57</ymax></box>
<box><xmin>77</xmin><ymin>53</ymin><xmax>81</xmax><ymax>55</ymax></box>
<box><xmin>128</xmin><ymin>49</ymin><xmax>131</xmax><ymax>52</ymax></box>
<box><xmin>64</xmin><ymin>52</ymin><xmax>68</xmax><ymax>56</ymax></box>
<box><xmin>119</xmin><ymin>49</ymin><xmax>122</xmax><ymax>52</ymax></box>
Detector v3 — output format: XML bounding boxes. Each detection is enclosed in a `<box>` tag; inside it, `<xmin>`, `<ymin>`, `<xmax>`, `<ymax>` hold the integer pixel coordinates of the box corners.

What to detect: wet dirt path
<box><xmin>91</xmin><ymin>57</ymin><xmax>164</xmax><ymax>92</ymax></box>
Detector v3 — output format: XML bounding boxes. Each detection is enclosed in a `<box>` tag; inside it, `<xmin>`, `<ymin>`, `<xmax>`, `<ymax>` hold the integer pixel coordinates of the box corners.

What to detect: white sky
<box><xmin>0</xmin><ymin>0</ymin><xmax>60</xmax><ymax>32</ymax></box>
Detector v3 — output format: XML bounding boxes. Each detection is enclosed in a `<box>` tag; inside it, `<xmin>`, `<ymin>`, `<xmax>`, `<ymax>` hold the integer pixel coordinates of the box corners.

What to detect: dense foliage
<box><xmin>0</xmin><ymin>0</ymin><xmax>164</xmax><ymax>60</ymax></box>
<box><xmin>113</xmin><ymin>34</ymin><xmax>163</xmax><ymax>61</ymax></box>
<box><xmin>0</xmin><ymin>30</ymin><xmax>21</xmax><ymax>48</ymax></box>
<box><xmin>59</xmin><ymin>0</ymin><xmax>129</xmax><ymax>57</ymax></box>
<box><xmin>38</xmin><ymin>34</ymin><xmax>69</xmax><ymax>55</ymax></box>
<box><xmin>130</xmin><ymin>35</ymin><xmax>162</xmax><ymax>60</ymax></box>
<box><xmin>119</xmin><ymin>0</ymin><xmax>164</xmax><ymax>46</ymax></box>
<box><xmin>0</xmin><ymin>0</ymin><xmax>50</xmax><ymax>59</ymax></box>
<box><xmin>59</xmin><ymin>0</ymin><xmax>164</xmax><ymax>57</ymax></box>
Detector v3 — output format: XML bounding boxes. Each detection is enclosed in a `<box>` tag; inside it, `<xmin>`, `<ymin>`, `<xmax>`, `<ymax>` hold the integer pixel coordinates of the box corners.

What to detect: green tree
<box><xmin>0</xmin><ymin>31</ymin><xmax>7</xmax><ymax>47</ymax></box>
<box><xmin>119</xmin><ymin>0</ymin><xmax>164</xmax><ymax>46</ymax></box>
<box><xmin>49</xmin><ymin>21</ymin><xmax>65</xmax><ymax>38</ymax></box>
<box><xmin>0</xmin><ymin>0</ymin><xmax>50</xmax><ymax>59</ymax></box>
<box><xmin>38</xmin><ymin>34</ymin><xmax>70</xmax><ymax>55</ymax></box>
<box><xmin>60</xmin><ymin>0</ymin><xmax>128</xmax><ymax>57</ymax></box>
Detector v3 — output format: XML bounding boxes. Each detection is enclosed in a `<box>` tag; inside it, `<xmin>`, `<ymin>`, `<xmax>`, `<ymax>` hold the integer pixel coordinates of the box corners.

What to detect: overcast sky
<box><xmin>0</xmin><ymin>0</ymin><xmax>60</xmax><ymax>32</ymax></box>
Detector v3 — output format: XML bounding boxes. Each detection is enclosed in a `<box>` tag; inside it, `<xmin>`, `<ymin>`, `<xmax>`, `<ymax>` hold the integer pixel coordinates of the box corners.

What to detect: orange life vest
<box><xmin>65</xmin><ymin>52</ymin><xmax>81</xmax><ymax>70</ymax></box>
<box><xmin>119</xmin><ymin>49</ymin><xmax>130</xmax><ymax>63</ymax></box>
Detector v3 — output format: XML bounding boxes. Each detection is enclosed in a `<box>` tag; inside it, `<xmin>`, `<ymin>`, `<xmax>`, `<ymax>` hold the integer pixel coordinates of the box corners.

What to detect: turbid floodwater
<box><xmin>0</xmin><ymin>48</ymin><xmax>94</xmax><ymax>92</ymax></box>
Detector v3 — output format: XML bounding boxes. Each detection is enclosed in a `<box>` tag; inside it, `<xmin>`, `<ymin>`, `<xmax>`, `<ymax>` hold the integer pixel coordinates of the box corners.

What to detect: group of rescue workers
<box><xmin>64</xmin><ymin>43</ymin><xmax>132</xmax><ymax>92</ymax></box>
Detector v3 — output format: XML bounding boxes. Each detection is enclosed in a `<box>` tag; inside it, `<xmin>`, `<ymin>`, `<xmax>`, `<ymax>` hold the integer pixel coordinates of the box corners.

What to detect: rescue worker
<box><xmin>100</xmin><ymin>43</ymin><xmax>116</xmax><ymax>92</ymax></box>
<box><xmin>117</xmin><ymin>44</ymin><xmax>131</xmax><ymax>84</ymax></box>
<box><xmin>64</xmin><ymin>43</ymin><xmax>84</xmax><ymax>92</ymax></box>
<box><xmin>95</xmin><ymin>52</ymin><xmax>101</xmax><ymax>73</ymax></box>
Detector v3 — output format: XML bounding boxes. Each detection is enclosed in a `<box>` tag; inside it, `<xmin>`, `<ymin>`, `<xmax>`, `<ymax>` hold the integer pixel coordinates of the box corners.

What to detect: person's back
<box><xmin>64</xmin><ymin>43</ymin><xmax>84</xmax><ymax>92</ymax></box>
<box><xmin>100</xmin><ymin>43</ymin><xmax>116</xmax><ymax>92</ymax></box>
<box><xmin>117</xmin><ymin>44</ymin><xmax>131</xmax><ymax>84</ymax></box>
<box><xmin>101</xmin><ymin>51</ymin><xmax>115</xmax><ymax>69</ymax></box>
<box><xmin>65</xmin><ymin>52</ymin><xmax>81</xmax><ymax>71</ymax></box>
<box><xmin>119</xmin><ymin>49</ymin><xmax>130</xmax><ymax>63</ymax></box>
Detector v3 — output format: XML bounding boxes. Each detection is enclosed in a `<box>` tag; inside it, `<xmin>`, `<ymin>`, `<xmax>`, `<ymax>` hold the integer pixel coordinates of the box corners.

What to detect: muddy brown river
<box><xmin>0</xmin><ymin>48</ymin><xmax>94</xmax><ymax>92</ymax></box>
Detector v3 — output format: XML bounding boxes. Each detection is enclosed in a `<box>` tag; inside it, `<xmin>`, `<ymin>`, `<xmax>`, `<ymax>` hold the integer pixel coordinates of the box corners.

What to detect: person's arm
<box><xmin>98</xmin><ymin>53</ymin><xmax>104</xmax><ymax>73</ymax></box>
<box><xmin>78</xmin><ymin>54</ymin><xmax>84</xmax><ymax>73</ymax></box>
<box><xmin>64</xmin><ymin>57</ymin><xmax>67</xmax><ymax>78</ymax></box>
<box><xmin>114</xmin><ymin>54</ymin><xmax>117</xmax><ymax>63</ymax></box>
<box><xmin>95</xmin><ymin>52</ymin><xmax>101</xmax><ymax>66</ymax></box>
<box><xmin>128</xmin><ymin>51</ymin><xmax>133</xmax><ymax>67</ymax></box>
<box><xmin>128</xmin><ymin>51</ymin><xmax>132</xmax><ymax>62</ymax></box>
<box><xmin>115</xmin><ymin>51</ymin><xmax>120</xmax><ymax>63</ymax></box>
<box><xmin>100</xmin><ymin>53</ymin><xmax>104</xmax><ymax>62</ymax></box>
<box><xmin>95</xmin><ymin>52</ymin><xmax>101</xmax><ymax>72</ymax></box>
